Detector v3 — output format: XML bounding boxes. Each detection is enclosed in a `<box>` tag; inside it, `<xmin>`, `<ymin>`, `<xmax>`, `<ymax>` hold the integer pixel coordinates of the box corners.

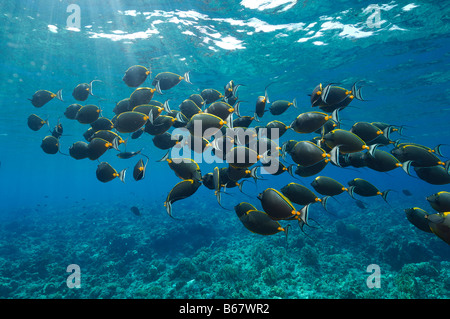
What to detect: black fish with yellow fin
<box><xmin>347</xmin><ymin>178</ymin><xmax>390</xmax><ymax>203</ymax></box>
<box><xmin>426</xmin><ymin>191</ymin><xmax>450</xmax><ymax>213</ymax></box>
<box><xmin>72</xmin><ymin>80</ymin><xmax>101</xmax><ymax>101</ymax></box>
<box><xmin>96</xmin><ymin>162</ymin><xmax>126</xmax><ymax>183</ymax></box>
<box><xmin>114</xmin><ymin>111</ymin><xmax>149</xmax><ymax>133</ymax></box>
<box><xmin>179</xmin><ymin>99</ymin><xmax>202</xmax><ymax>119</ymax></box>
<box><xmin>129</xmin><ymin>87</ymin><xmax>157</xmax><ymax>109</ymax></box>
<box><xmin>189</xmin><ymin>93</ymin><xmax>205</xmax><ymax>109</ymax></box>
<box><xmin>152</xmin><ymin>132</ymin><xmax>182</xmax><ymax>150</ymax></box>
<box><xmin>69</xmin><ymin>141</ymin><xmax>89</xmax><ymax>160</ymax></box>
<box><xmin>64</xmin><ymin>104</ymin><xmax>83</xmax><ymax>120</ymax></box>
<box><xmin>426</xmin><ymin>212</ymin><xmax>450</xmax><ymax>245</ymax></box>
<box><xmin>311</xmin><ymin>176</ymin><xmax>349</xmax><ymax>197</ymax></box>
<box><xmin>87</xmin><ymin>138</ymin><xmax>112</xmax><ymax>160</ymax></box>
<box><xmin>290</xmin><ymin>110</ymin><xmax>338</xmax><ymax>134</ymax></box>
<box><xmin>238</xmin><ymin>209</ymin><xmax>289</xmax><ymax>236</ymax></box>
<box><xmin>414</xmin><ymin>166</ymin><xmax>450</xmax><ymax>185</ymax></box>
<box><xmin>269</xmin><ymin>98</ymin><xmax>297</xmax><ymax>116</ymax></box>
<box><xmin>234</xmin><ymin>202</ymin><xmax>257</xmax><ymax>218</ymax></box>
<box><xmin>281</xmin><ymin>182</ymin><xmax>322</xmax><ymax>206</ymax></box>
<box><xmin>133</xmin><ymin>157</ymin><xmax>149</xmax><ymax>181</ymax></box>
<box><xmin>75</xmin><ymin>104</ymin><xmax>101</xmax><ymax>124</ymax></box>
<box><xmin>186</xmin><ymin>113</ymin><xmax>225</xmax><ymax>138</ymax></box>
<box><xmin>123</xmin><ymin>65</ymin><xmax>151</xmax><ymax>87</ymax></box>
<box><xmin>257</xmin><ymin>188</ymin><xmax>299</xmax><ymax>221</ymax></box>
<box><xmin>405</xmin><ymin>207</ymin><xmax>432</xmax><ymax>233</ymax></box>
<box><xmin>144</xmin><ymin>115</ymin><xmax>175</xmax><ymax>135</ymax></box>
<box><xmin>91</xmin><ymin>117</ymin><xmax>114</xmax><ymax>132</ymax></box>
<box><xmin>164</xmin><ymin>179</ymin><xmax>201</xmax><ymax>218</ymax></box>
<box><xmin>27</xmin><ymin>114</ymin><xmax>48</xmax><ymax>131</ymax></box>
<box><xmin>287</xmin><ymin>140</ymin><xmax>330</xmax><ymax>167</ymax></box>
<box><xmin>40</xmin><ymin>136</ymin><xmax>60</xmax><ymax>154</ymax></box>
<box><xmin>152</xmin><ymin>71</ymin><xmax>191</xmax><ymax>94</ymax></box>
<box><xmin>322</xmin><ymin>129</ymin><xmax>371</xmax><ymax>154</ymax></box>
<box><xmin>201</xmin><ymin>88</ymin><xmax>223</xmax><ymax>104</ymax></box>
<box><xmin>29</xmin><ymin>89</ymin><xmax>63</xmax><ymax>107</ymax></box>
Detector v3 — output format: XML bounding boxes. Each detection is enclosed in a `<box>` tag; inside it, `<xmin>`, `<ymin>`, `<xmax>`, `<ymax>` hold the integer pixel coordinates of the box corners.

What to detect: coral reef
<box><xmin>0</xmin><ymin>195</ymin><xmax>448</xmax><ymax>299</ymax></box>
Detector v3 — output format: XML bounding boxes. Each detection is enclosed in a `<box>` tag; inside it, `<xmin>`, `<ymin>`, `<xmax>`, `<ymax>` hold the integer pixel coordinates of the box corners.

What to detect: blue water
<box><xmin>0</xmin><ymin>0</ymin><xmax>449</xmax><ymax>299</ymax></box>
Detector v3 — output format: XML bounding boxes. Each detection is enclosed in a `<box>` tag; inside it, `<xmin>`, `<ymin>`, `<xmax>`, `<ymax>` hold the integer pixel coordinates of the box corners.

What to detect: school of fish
<box><xmin>27</xmin><ymin>65</ymin><xmax>450</xmax><ymax>246</ymax></box>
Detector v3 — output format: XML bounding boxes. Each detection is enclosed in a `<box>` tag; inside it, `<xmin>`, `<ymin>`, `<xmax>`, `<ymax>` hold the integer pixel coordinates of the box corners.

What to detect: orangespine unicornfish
<box><xmin>93</xmin><ymin>131</ymin><xmax>124</xmax><ymax>147</ymax></box>
<box><xmin>226</xmin><ymin>146</ymin><xmax>264</xmax><ymax>169</ymax></box>
<box><xmin>152</xmin><ymin>71</ymin><xmax>191</xmax><ymax>94</ymax></box>
<box><xmin>113</xmin><ymin>98</ymin><xmax>131</xmax><ymax>115</ymax></box>
<box><xmin>426</xmin><ymin>212</ymin><xmax>450</xmax><ymax>245</ymax></box>
<box><xmin>69</xmin><ymin>141</ymin><xmax>89</xmax><ymax>160</ymax></box>
<box><xmin>144</xmin><ymin>115</ymin><xmax>175</xmax><ymax>135</ymax></box>
<box><xmin>189</xmin><ymin>94</ymin><xmax>205</xmax><ymax>109</ymax></box>
<box><xmin>179</xmin><ymin>99</ymin><xmax>202</xmax><ymax>119</ymax></box>
<box><xmin>27</xmin><ymin>114</ymin><xmax>48</xmax><ymax>131</ymax></box>
<box><xmin>96</xmin><ymin>162</ymin><xmax>126</xmax><ymax>183</ymax></box>
<box><xmin>350</xmin><ymin>122</ymin><xmax>387</xmax><ymax>145</ymax></box>
<box><xmin>64</xmin><ymin>104</ymin><xmax>83</xmax><ymax>119</ymax></box>
<box><xmin>405</xmin><ymin>207</ymin><xmax>432</xmax><ymax>233</ymax></box>
<box><xmin>129</xmin><ymin>87</ymin><xmax>157</xmax><ymax>109</ymax></box>
<box><xmin>287</xmin><ymin>140</ymin><xmax>331</xmax><ymax>167</ymax></box>
<box><xmin>72</xmin><ymin>80</ymin><xmax>101</xmax><ymax>101</ymax></box>
<box><xmin>322</xmin><ymin>129</ymin><xmax>371</xmax><ymax>154</ymax></box>
<box><xmin>87</xmin><ymin>138</ymin><xmax>112</xmax><ymax>160</ymax></box>
<box><xmin>152</xmin><ymin>132</ymin><xmax>182</xmax><ymax>150</ymax></box>
<box><xmin>310</xmin><ymin>83</ymin><xmax>353</xmax><ymax>112</ymax></box>
<box><xmin>29</xmin><ymin>89</ymin><xmax>63</xmax><ymax>107</ymax></box>
<box><xmin>347</xmin><ymin>178</ymin><xmax>390</xmax><ymax>203</ymax></box>
<box><xmin>114</xmin><ymin>111</ymin><xmax>149</xmax><ymax>133</ymax></box>
<box><xmin>234</xmin><ymin>202</ymin><xmax>257</xmax><ymax>219</ymax></box>
<box><xmin>133</xmin><ymin>156</ymin><xmax>149</xmax><ymax>181</ymax></box>
<box><xmin>123</xmin><ymin>65</ymin><xmax>151</xmax><ymax>87</ymax></box>
<box><xmin>51</xmin><ymin>120</ymin><xmax>63</xmax><ymax>139</ymax></box>
<box><xmin>363</xmin><ymin>149</ymin><xmax>412</xmax><ymax>175</ymax></box>
<box><xmin>40</xmin><ymin>135</ymin><xmax>60</xmax><ymax>154</ymax></box>
<box><xmin>117</xmin><ymin>148</ymin><xmax>144</xmax><ymax>159</ymax></box>
<box><xmin>257</xmin><ymin>188</ymin><xmax>300</xmax><ymax>221</ymax></box>
<box><xmin>75</xmin><ymin>104</ymin><xmax>101</xmax><ymax>124</ymax></box>
<box><xmin>205</xmin><ymin>101</ymin><xmax>235</xmax><ymax>121</ymax></box>
<box><xmin>414</xmin><ymin>166</ymin><xmax>450</xmax><ymax>185</ymax></box>
<box><xmin>158</xmin><ymin>153</ymin><xmax>202</xmax><ymax>182</ymax></box>
<box><xmin>238</xmin><ymin>209</ymin><xmax>290</xmax><ymax>237</ymax></box>
<box><xmin>293</xmin><ymin>159</ymin><xmax>328</xmax><ymax>177</ymax></box>
<box><xmin>290</xmin><ymin>110</ymin><xmax>339</xmax><ymax>134</ymax></box>
<box><xmin>164</xmin><ymin>179</ymin><xmax>201</xmax><ymax>219</ymax></box>
<box><xmin>132</xmin><ymin>104</ymin><xmax>163</xmax><ymax>122</ymax></box>
<box><xmin>391</xmin><ymin>143</ymin><xmax>450</xmax><ymax>168</ymax></box>
<box><xmin>263</xmin><ymin>120</ymin><xmax>290</xmax><ymax>139</ymax></box>
<box><xmin>281</xmin><ymin>182</ymin><xmax>323</xmax><ymax>207</ymax></box>
<box><xmin>201</xmin><ymin>88</ymin><xmax>223</xmax><ymax>104</ymax></box>
<box><xmin>269</xmin><ymin>98</ymin><xmax>297</xmax><ymax>116</ymax></box>
<box><xmin>426</xmin><ymin>191</ymin><xmax>450</xmax><ymax>213</ymax></box>
<box><xmin>91</xmin><ymin>117</ymin><xmax>114</xmax><ymax>132</ymax></box>
<box><xmin>186</xmin><ymin>112</ymin><xmax>226</xmax><ymax>138</ymax></box>
<box><xmin>311</xmin><ymin>176</ymin><xmax>351</xmax><ymax>197</ymax></box>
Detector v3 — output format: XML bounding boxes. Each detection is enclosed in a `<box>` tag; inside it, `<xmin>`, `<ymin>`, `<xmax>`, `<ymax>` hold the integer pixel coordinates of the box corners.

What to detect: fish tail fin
<box><xmin>157</xmin><ymin>150</ymin><xmax>170</xmax><ymax>162</ymax></box>
<box><xmin>381</xmin><ymin>189</ymin><xmax>390</xmax><ymax>203</ymax></box>
<box><xmin>155</xmin><ymin>80</ymin><xmax>163</xmax><ymax>95</ymax></box>
<box><xmin>112</xmin><ymin>137</ymin><xmax>120</xmax><ymax>151</ymax></box>
<box><xmin>163</xmin><ymin>99</ymin><xmax>172</xmax><ymax>113</ymax></box>
<box><xmin>347</xmin><ymin>186</ymin><xmax>356</xmax><ymax>199</ymax></box>
<box><xmin>253</xmin><ymin>112</ymin><xmax>260</xmax><ymax>122</ymax></box>
<box><xmin>118</xmin><ymin>168</ymin><xmax>127</xmax><ymax>183</ymax></box>
<box><xmin>55</xmin><ymin>89</ymin><xmax>64</xmax><ymax>101</ymax></box>
<box><xmin>184</xmin><ymin>71</ymin><xmax>192</xmax><ymax>84</ymax></box>
<box><xmin>331</xmin><ymin>108</ymin><xmax>340</xmax><ymax>124</ymax></box>
<box><xmin>401</xmin><ymin>160</ymin><xmax>412</xmax><ymax>176</ymax></box>
<box><xmin>89</xmin><ymin>80</ymin><xmax>102</xmax><ymax>96</ymax></box>
<box><xmin>321</xmin><ymin>196</ymin><xmax>330</xmax><ymax>211</ymax></box>
<box><xmin>292</xmin><ymin>97</ymin><xmax>298</xmax><ymax>109</ymax></box>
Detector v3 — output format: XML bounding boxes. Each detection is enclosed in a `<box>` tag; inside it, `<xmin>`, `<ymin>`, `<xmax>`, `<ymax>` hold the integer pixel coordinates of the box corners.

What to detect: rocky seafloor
<box><xmin>0</xmin><ymin>190</ymin><xmax>449</xmax><ymax>299</ymax></box>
